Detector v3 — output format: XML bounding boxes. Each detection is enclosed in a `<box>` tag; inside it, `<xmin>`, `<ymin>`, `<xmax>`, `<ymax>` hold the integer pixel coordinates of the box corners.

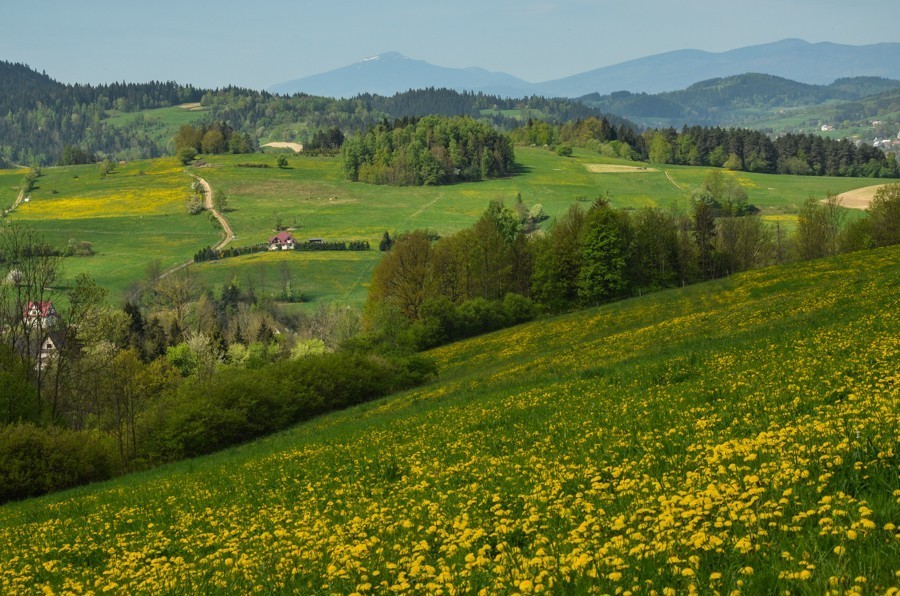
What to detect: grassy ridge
<box><xmin>0</xmin><ymin>246</ymin><xmax>896</xmax><ymax>593</ymax></box>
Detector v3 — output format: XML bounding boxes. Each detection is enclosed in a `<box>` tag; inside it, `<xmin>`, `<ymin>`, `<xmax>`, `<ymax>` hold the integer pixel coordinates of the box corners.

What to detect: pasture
<box><xmin>186</xmin><ymin>147</ymin><xmax>877</xmax><ymax>307</ymax></box>
<box><xmin>0</xmin><ymin>146</ymin><xmax>885</xmax><ymax>306</ymax></box>
<box><xmin>3</xmin><ymin>158</ymin><xmax>219</xmax><ymax>299</ymax></box>
<box><xmin>0</xmin><ymin>245</ymin><xmax>896</xmax><ymax>593</ymax></box>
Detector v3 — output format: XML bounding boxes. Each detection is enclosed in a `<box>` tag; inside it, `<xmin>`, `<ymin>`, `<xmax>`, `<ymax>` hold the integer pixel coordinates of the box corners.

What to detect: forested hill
<box><xmin>580</xmin><ymin>74</ymin><xmax>900</xmax><ymax>125</ymax></box>
<box><xmin>0</xmin><ymin>60</ymin><xmax>630</xmax><ymax>167</ymax></box>
<box><xmin>0</xmin><ymin>61</ymin><xmax>202</xmax><ymax>166</ymax></box>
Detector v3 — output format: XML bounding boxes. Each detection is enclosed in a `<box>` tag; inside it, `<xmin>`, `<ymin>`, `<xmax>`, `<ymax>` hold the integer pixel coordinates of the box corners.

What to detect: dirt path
<box><xmin>664</xmin><ymin>170</ymin><xmax>684</xmax><ymax>191</ymax></box>
<box><xmin>160</xmin><ymin>174</ymin><xmax>234</xmax><ymax>279</ymax></box>
<box><xmin>192</xmin><ymin>174</ymin><xmax>234</xmax><ymax>251</ymax></box>
<box><xmin>10</xmin><ymin>187</ymin><xmax>25</xmax><ymax>211</ymax></box>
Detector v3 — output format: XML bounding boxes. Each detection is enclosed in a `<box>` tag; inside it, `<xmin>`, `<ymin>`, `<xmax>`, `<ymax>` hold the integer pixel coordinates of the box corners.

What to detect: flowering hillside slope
<box><xmin>0</xmin><ymin>246</ymin><xmax>897</xmax><ymax>594</ymax></box>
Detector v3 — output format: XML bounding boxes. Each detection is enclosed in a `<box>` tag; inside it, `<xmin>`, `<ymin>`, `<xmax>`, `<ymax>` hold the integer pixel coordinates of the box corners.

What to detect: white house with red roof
<box><xmin>268</xmin><ymin>231</ymin><xmax>296</xmax><ymax>251</ymax></box>
<box><xmin>23</xmin><ymin>301</ymin><xmax>59</xmax><ymax>329</ymax></box>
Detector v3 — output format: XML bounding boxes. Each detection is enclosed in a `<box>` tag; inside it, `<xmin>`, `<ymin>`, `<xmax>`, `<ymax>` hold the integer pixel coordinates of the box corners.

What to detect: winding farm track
<box><xmin>664</xmin><ymin>170</ymin><xmax>684</xmax><ymax>191</ymax></box>
<box><xmin>192</xmin><ymin>174</ymin><xmax>234</xmax><ymax>251</ymax></box>
<box><xmin>9</xmin><ymin>187</ymin><xmax>25</xmax><ymax>211</ymax></box>
<box><xmin>159</xmin><ymin>172</ymin><xmax>234</xmax><ymax>278</ymax></box>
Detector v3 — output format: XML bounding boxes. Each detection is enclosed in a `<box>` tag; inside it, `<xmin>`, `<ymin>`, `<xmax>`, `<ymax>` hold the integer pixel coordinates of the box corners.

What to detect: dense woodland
<box><xmin>0</xmin><ymin>61</ymin><xmax>201</xmax><ymax>166</ymax></box>
<box><xmin>341</xmin><ymin>116</ymin><xmax>515</xmax><ymax>185</ymax></box>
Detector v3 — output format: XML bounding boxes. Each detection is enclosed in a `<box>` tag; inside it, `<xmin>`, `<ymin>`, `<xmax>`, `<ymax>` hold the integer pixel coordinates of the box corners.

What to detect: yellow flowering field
<box><xmin>13</xmin><ymin>159</ymin><xmax>189</xmax><ymax>220</ymax></box>
<box><xmin>0</xmin><ymin>246</ymin><xmax>897</xmax><ymax>594</ymax></box>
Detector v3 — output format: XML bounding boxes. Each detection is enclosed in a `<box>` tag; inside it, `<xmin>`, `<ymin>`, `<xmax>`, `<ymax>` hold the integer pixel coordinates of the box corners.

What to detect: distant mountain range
<box><xmin>270</xmin><ymin>39</ymin><xmax>900</xmax><ymax>98</ymax></box>
<box><xmin>579</xmin><ymin>73</ymin><xmax>900</xmax><ymax>127</ymax></box>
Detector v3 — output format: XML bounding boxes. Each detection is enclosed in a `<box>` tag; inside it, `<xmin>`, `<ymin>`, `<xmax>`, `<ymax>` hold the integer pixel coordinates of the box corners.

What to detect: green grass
<box><xmin>0</xmin><ymin>246</ymin><xmax>896</xmax><ymax>593</ymax></box>
<box><xmin>104</xmin><ymin>104</ymin><xmax>212</xmax><ymax>147</ymax></box>
<box><xmin>193</xmin><ymin>250</ymin><xmax>378</xmax><ymax>313</ymax></box>
<box><xmin>0</xmin><ymin>167</ymin><xmax>27</xmax><ymax>210</ymax></box>
<box><xmin>188</xmin><ymin>148</ymin><xmax>876</xmax><ymax>307</ymax></box>
<box><xmin>0</xmin><ymin>147</ymin><xmax>884</xmax><ymax>306</ymax></box>
<box><xmin>4</xmin><ymin>158</ymin><xmax>219</xmax><ymax>299</ymax></box>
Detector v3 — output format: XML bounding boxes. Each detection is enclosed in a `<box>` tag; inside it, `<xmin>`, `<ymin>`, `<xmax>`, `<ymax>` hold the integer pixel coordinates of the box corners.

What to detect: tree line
<box><xmin>645</xmin><ymin>126</ymin><xmax>898</xmax><ymax>177</ymax></box>
<box><xmin>341</xmin><ymin>116</ymin><xmax>515</xmax><ymax>185</ymax></box>
<box><xmin>364</xmin><ymin>184</ymin><xmax>900</xmax><ymax>350</ymax></box>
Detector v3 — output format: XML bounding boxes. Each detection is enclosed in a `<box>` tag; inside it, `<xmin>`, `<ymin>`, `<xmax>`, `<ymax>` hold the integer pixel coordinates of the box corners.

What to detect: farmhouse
<box><xmin>14</xmin><ymin>330</ymin><xmax>67</xmax><ymax>370</ymax></box>
<box><xmin>268</xmin><ymin>231</ymin><xmax>295</xmax><ymax>251</ymax></box>
<box><xmin>23</xmin><ymin>301</ymin><xmax>59</xmax><ymax>329</ymax></box>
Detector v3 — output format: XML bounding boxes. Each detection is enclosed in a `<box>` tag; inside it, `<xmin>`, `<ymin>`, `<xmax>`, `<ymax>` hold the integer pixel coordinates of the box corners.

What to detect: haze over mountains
<box><xmin>270</xmin><ymin>39</ymin><xmax>900</xmax><ymax>98</ymax></box>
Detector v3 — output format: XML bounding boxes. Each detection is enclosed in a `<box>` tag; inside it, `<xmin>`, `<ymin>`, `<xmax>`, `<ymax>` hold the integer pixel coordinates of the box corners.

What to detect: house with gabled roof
<box><xmin>268</xmin><ymin>231</ymin><xmax>296</xmax><ymax>251</ymax></box>
<box><xmin>23</xmin><ymin>301</ymin><xmax>59</xmax><ymax>329</ymax></box>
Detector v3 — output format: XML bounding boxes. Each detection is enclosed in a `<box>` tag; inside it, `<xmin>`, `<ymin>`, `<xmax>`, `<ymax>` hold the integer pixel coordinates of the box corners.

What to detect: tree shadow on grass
<box><xmin>510</xmin><ymin>162</ymin><xmax>532</xmax><ymax>176</ymax></box>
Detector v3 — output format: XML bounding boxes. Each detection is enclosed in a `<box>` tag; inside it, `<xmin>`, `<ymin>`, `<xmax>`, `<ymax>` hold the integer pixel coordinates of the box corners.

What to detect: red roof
<box><xmin>268</xmin><ymin>231</ymin><xmax>295</xmax><ymax>244</ymax></box>
<box><xmin>25</xmin><ymin>301</ymin><xmax>56</xmax><ymax>316</ymax></box>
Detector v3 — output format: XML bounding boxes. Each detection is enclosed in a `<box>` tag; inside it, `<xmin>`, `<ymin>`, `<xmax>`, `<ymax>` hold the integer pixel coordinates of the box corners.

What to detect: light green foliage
<box><xmin>290</xmin><ymin>338</ymin><xmax>328</xmax><ymax>360</ymax></box>
<box><xmin>867</xmin><ymin>183</ymin><xmax>900</xmax><ymax>246</ymax></box>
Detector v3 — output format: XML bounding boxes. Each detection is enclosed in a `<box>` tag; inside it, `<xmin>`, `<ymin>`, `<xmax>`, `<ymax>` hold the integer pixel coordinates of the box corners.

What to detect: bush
<box><xmin>144</xmin><ymin>351</ymin><xmax>435</xmax><ymax>463</ymax></box>
<box><xmin>0</xmin><ymin>423</ymin><xmax>116</xmax><ymax>503</ymax></box>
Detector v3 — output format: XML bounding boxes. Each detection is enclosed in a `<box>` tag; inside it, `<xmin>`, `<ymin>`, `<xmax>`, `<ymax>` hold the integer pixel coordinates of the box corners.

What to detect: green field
<box><xmin>187</xmin><ymin>147</ymin><xmax>876</xmax><ymax>308</ymax></box>
<box><xmin>104</xmin><ymin>104</ymin><xmax>212</xmax><ymax>148</ymax></box>
<box><xmin>1</xmin><ymin>147</ymin><xmax>884</xmax><ymax>306</ymax></box>
<box><xmin>3</xmin><ymin>158</ymin><xmax>219</xmax><ymax>298</ymax></box>
<box><xmin>0</xmin><ymin>245</ymin><xmax>896</xmax><ymax>593</ymax></box>
<box><xmin>0</xmin><ymin>167</ymin><xmax>27</xmax><ymax>210</ymax></box>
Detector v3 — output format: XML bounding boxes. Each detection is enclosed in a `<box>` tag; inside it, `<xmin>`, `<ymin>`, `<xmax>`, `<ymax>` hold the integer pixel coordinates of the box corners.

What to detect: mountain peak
<box><xmin>270</xmin><ymin>40</ymin><xmax>900</xmax><ymax>99</ymax></box>
<box><xmin>361</xmin><ymin>52</ymin><xmax>408</xmax><ymax>63</ymax></box>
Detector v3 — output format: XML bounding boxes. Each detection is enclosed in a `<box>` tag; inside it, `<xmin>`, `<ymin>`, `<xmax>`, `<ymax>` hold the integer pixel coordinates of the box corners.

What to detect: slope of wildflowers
<box><xmin>1</xmin><ymin>246</ymin><xmax>898</xmax><ymax>594</ymax></box>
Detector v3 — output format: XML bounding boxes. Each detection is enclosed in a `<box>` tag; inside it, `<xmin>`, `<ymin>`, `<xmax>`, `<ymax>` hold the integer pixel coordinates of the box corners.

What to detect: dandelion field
<box><xmin>1</xmin><ymin>245</ymin><xmax>897</xmax><ymax>594</ymax></box>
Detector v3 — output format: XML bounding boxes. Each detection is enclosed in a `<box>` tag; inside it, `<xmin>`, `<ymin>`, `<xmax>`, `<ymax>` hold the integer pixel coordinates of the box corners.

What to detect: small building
<box><xmin>23</xmin><ymin>301</ymin><xmax>59</xmax><ymax>329</ymax></box>
<box><xmin>268</xmin><ymin>231</ymin><xmax>295</xmax><ymax>251</ymax></box>
<box><xmin>36</xmin><ymin>331</ymin><xmax>65</xmax><ymax>370</ymax></box>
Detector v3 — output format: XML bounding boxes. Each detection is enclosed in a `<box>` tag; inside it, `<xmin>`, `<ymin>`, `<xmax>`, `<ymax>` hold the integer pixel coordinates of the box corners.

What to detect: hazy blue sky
<box><xmin>2</xmin><ymin>0</ymin><xmax>897</xmax><ymax>89</ymax></box>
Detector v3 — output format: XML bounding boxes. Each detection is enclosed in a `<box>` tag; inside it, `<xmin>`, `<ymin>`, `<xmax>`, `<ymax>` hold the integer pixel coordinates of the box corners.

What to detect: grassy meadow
<box><xmin>3</xmin><ymin>158</ymin><xmax>220</xmax><ymax>298</ymax></box>
<box><xmin>0</xmin><ymin>146</ymin><xmax>883</xmax><ymax>307</ymax></box>
<box><xmin>0</xmin><ymin>245</ymin><xmax>896</xmax><ymax>593</ymax></box>
<box><xmin>186</xmin><ymin>146</ymin><xmax>874</xmax><ymax>309</ymax></box>
<box><xmin>104</xmin><ymin>104</ymin><xmax>212</xmax><ymax>148</ymax></box>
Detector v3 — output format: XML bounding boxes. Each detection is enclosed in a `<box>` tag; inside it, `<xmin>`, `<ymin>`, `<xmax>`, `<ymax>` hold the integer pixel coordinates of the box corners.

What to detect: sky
<box><xmin>2</xmin><ymin>0</ymin><xmax>897</xmax><ymax>90</ymax></box>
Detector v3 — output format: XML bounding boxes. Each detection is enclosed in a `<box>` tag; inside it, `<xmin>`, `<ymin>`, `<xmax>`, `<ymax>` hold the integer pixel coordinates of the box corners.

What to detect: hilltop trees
<box><xmin>342</xmin><ymin>116</ymin><xmax>515</xmax><ymax>185</ymax></box>
<box><xmin>173</xmin><ymin>122</ymin><xmax>255</xmax><ymax>158</ymax></box>
<box><xmin>868</xmin><ymin>183</ymin><xmax>900</xmax><ymax>246</ymax></box>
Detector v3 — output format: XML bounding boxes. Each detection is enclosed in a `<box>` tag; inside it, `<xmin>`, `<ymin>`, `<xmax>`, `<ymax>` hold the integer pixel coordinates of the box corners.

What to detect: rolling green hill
<box><xmin>0</xmin><ymin>245</ymin><xmax>897</xmax><ymax>593</ymax></box>
<box><xmin>2</xmin><ymin>147</ymin><xmax>882</xmax><ymax>308</ymax></box>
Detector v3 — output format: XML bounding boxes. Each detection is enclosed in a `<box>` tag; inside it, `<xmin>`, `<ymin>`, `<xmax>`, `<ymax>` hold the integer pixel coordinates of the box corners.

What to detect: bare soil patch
<box><xmin>178</xmin><ymin>102</ymin><xmax>204</xmax><ymax>111</ymax></box>
<box><xmin>833</xmin><ymin>185</ymin><xmax>886</xmax><ymax>210</ymax></box>
<box><xmin>262</xmin><ymin>142</ymin><xmax>304</xmax><ymax>153</ymax></box>
<box><xmin>586</xmin><ymin>164</ymin><xmax>657</xmax><ymax>173</ymax></box>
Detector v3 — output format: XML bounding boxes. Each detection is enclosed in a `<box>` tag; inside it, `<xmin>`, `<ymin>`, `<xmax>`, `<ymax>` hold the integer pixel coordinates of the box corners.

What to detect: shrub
<box><xmin>144</xmin><ymin>351</ymin><xmax>435</xmax><ymax>463</ymax></box>
<box><xmin>0</xmin><ymin>424</ymin><xmax>116</xmax><ymax>503</ymax></box>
